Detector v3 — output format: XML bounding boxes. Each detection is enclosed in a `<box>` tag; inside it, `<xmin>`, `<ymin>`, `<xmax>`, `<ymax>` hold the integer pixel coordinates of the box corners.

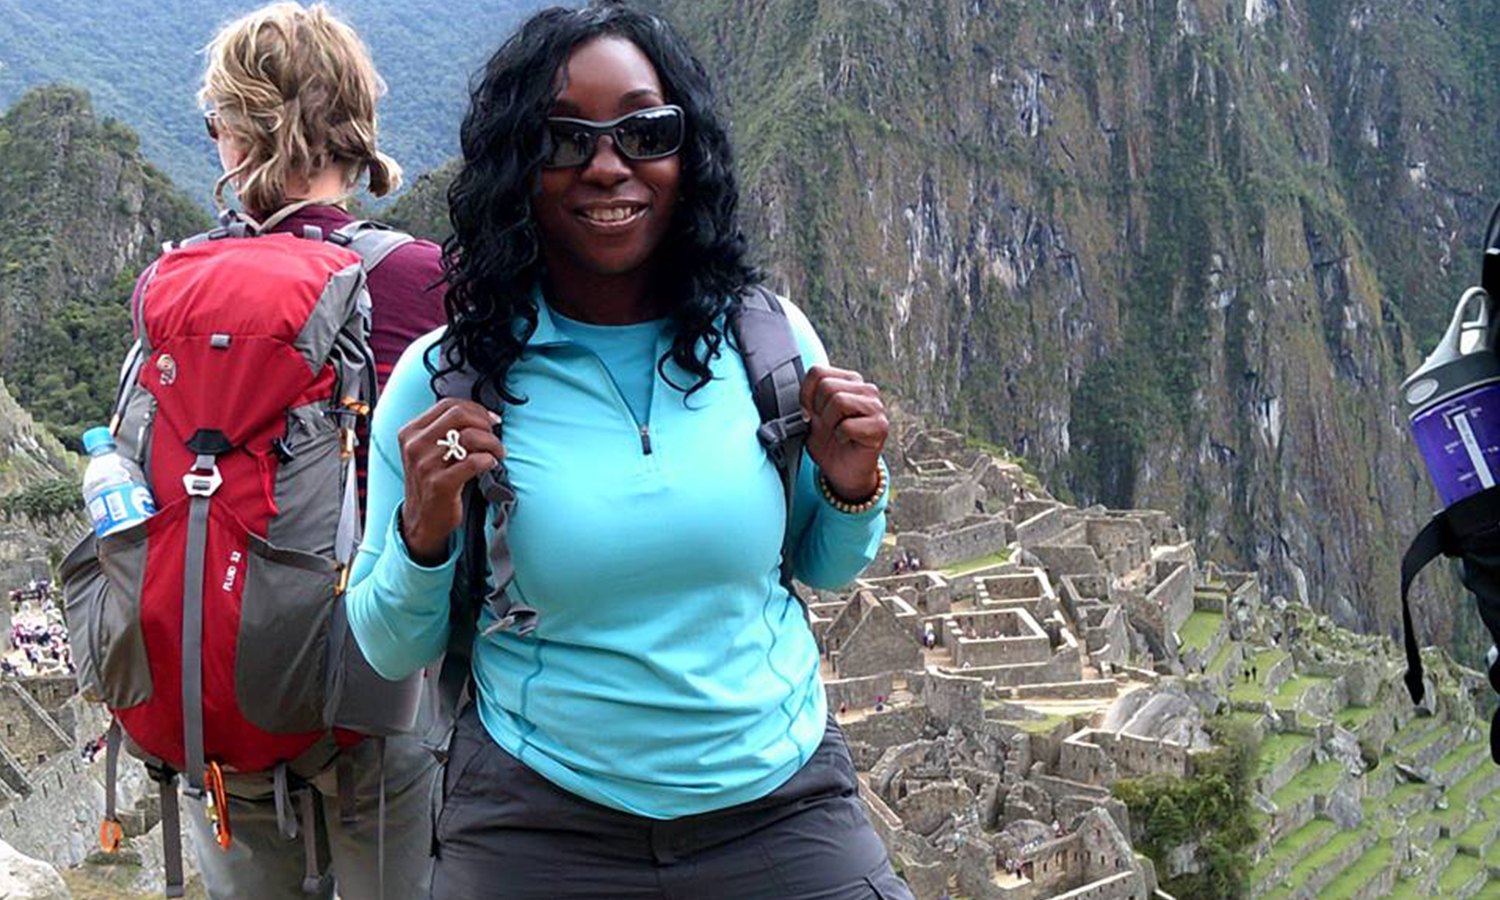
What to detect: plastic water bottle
<box><xmin>81</xmin><ymin>427</ymin><xmax>155</xmax><ymax>538</ymax></box>
<box><xmin>1403</xmin><ymin>286</ymin><xmax>1500</xmax><ymax>505</ymax></box>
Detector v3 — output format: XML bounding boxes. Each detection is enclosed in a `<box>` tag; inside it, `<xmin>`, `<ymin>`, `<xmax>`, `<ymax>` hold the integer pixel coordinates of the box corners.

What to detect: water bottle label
<box><xmin>1412</xmin><ymin>384</ymin><xmax>1500</xmax><ymax>505</ymax></box>
<box><xmin>90</xmin><ymin>483</ymin><xmax>154</xmax><ymax>537</ymax></box>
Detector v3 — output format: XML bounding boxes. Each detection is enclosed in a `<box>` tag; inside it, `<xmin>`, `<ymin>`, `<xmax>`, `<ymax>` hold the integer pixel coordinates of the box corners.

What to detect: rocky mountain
<box><xmin>616</xmin><ymin>0</ymin><xmax>1500</xmax><ymax>658</ymax></box>
<box><xmin>0</xmin><ymin>86</ymin><xmax>208</xmax><ymax>446</ymax></box>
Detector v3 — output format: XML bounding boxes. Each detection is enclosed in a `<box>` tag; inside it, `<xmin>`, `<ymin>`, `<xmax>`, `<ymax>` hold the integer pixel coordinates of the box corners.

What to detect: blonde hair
<box><xmin>200</xmin><ymin>2</ymin><xmax>402</xmax><ymax>213</ymax></box>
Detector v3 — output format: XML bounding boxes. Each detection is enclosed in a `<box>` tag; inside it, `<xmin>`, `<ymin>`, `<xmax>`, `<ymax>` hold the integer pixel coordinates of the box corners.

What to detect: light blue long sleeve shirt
<box><xmin>346</xmin><ymin>295</ymin><xmax>887</xmax><ymax>819</ymax></box>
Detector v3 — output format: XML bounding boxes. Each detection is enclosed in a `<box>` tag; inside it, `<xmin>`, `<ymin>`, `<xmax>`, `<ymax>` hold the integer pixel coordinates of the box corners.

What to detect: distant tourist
<box><xmin>343</xmin><ymin>4</ymin><xmax>908</xmax><ymax>900</ymax></box>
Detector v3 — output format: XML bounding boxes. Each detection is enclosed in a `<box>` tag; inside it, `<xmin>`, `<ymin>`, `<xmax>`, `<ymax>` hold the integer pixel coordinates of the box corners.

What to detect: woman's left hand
<box><xmin>801</xmin><ymin>365</ymin><xmax>889</xmax><ymax>502</ymax></box>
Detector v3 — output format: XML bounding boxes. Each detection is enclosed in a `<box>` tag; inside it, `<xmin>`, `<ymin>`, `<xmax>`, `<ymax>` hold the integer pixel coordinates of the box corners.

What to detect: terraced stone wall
<box><xmin>0</xmin><ymin>682</ymin><xmax>65</xmax><ymax>767</ymax></box>
<box><xmin>896</xmin><ymin>517</ymin><xmax>1012</xmax><ymax>568</ymax></box>
<box><xmin>1016</xmin><ymin>506</ymin><xmax>1071</xmax><ymax>549</ymax></box>
<box><xmin>825</xmin><ymin>672</ymin><xmax>895</xmax><ymax>711</ymax></box>
<box><xmin>1029</xmin><ymin>543</ymin><xmax>1105</xmax><ymax>580</ymax></box>
<box><xmin>888</xmin><ymin>476</ymin><xmax>980</xmax><ymax>531</ymax></box>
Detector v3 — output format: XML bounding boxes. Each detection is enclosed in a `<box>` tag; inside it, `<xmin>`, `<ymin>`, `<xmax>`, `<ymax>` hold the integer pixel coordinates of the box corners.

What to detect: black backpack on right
<box><xmin>1400</xmin><ymin>213</ymin><xmax>1500</xmax><ymax>764</ymax></box>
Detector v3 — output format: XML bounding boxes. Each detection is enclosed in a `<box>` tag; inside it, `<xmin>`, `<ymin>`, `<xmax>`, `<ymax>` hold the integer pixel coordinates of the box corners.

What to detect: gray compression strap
<box><xmin>376</xmin><ymin>735</ymin><xmax>387</xmax><ymax>900</ymax></box>
<box><xmin>103</xmin><ymin>719</ymin><xmax>122</xmax><ymax>825</ymax></box>
<box><xmin>335</xmin><ymin>445</ymin><xmax>360</xmax><ymax>569</ymax></box>
<box><xmin>331</xmin><ymin>221</ymin><xmax>416</xmax><ymax>273</ymax></box>
<box><xmin>110</xmin><ymin>340</ymin><xmax>146</xmax><ymax>431</ymax></box>
<box><xmin>300</xmin><ymin>787</ymin><xmax>322</xmax><ymax>893</ymax></box>
<box><xmin>160</xmin><ymin>773</ymin><xmax>184</xmax><ymax>898</ymax></box>
<box><xmin>274</xmin><ymin>763</ymin><xmax>298</xmax><ymax>839</ymax></box>
<box><xmin>182</xmin><ymin>492</ymin><xmax>211</xmax><ymax>800</ymax></box>
<box><xmin>336</xmin><ymin>751</ymin><xmax>358</xmax><ymax>825</ymax></box>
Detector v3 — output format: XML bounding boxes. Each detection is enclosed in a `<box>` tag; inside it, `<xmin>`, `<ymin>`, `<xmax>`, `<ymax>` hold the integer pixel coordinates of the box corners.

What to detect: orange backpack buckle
<box><xmin>205</xmin><ymin>761</ymin><xmax>233</xmax><ymax>850</ymax></box>
<box><xmin>99</xmin><ymin>819</ymin><xmax>124</xmax><ymax>853</ymax></box>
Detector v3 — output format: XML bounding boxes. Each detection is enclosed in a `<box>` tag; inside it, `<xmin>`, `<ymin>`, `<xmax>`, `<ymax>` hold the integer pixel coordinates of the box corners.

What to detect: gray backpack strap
<box><xmin>423</xmin><ymin>355</ymin><xmax>532</xmax><ymax>758</ymax></box>
<box><xmin>330</xmin><ymin>220</ymin><xmax>416</xmax><ymax>274</ymax></box>
<box><xmin>730</xmin><ymin>285</ymin><xmax>810</xmax><ymax>602</ymax></box>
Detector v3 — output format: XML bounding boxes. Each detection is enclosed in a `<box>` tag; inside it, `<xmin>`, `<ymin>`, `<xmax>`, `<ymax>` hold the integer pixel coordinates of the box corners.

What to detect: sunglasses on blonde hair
<box><xmin>542</xmin><ymin>105</ymin><xmax>684</xmax><ymax>169</ymax></box>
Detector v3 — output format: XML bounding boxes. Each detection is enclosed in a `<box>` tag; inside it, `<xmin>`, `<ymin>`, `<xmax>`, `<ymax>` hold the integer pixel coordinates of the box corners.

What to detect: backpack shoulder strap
<box><xmin>730</xmin><ymin>285</ymin><xmax>811</xmax><ymax>601</ymax></box>
<box><xmin>330</xmin><ymin>220</ymin><xmax>417</xmax><ymax>274</ymax></box>
<box><xmin>424</xmin><ymin>356</ymin><xmax>532</xmax><ymax>754</ymax></box>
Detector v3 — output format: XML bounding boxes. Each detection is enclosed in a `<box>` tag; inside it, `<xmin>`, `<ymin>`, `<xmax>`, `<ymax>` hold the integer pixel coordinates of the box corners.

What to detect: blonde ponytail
<box><xmin>200</xmin><ymin>2</ymin><xmax>403</xmax><ymax>214</ymax></box>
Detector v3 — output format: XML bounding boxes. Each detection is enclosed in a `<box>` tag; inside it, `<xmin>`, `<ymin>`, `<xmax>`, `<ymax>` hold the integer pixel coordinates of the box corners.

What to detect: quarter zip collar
<box><xmin>525</xmin><ymin>284</ymin><xmax>673</xmax><ymax>350</ymax></box>
<box><xmin>524</xmin><ymin>285</ymin><xmax>572</xmax><ymax>349</ymax></box>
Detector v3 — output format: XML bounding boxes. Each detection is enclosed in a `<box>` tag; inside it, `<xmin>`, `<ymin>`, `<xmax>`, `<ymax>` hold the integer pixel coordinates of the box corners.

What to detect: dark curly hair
<box><xmin>433</xmin><ymin>0</ymin><xmax>758</xmax><ymax>404</ymax></box>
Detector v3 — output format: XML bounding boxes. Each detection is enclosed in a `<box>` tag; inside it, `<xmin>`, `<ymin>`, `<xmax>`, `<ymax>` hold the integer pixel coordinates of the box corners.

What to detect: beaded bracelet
<box><xmin>818</xmin><ymin>465</ymin><xmax>887</xmax><ymax>515</ymax></box>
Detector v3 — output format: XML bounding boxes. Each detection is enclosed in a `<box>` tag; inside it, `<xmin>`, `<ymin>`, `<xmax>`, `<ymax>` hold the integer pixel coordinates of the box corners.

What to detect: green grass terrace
<box><xmin>1178</xmin><ymin>610</ymin><xmax>1223</xmax><ymax>655</ymax></box>
<box><xmin>1270</xmin><ymin>759</ymin><xmax>1346</xmax><ymax>809</ymax></box>
<box><xmin>1271</xmin><ymin>674</ymin><xmax>1332</xmax><ymax>712</ymax></box>
<box><xmin>940</xmin><ymin>549</ymin><xmax>1012</xmax><ymax>577</ymax></box>
<box><xmin>1259</xmin><ymin>828</ymin><xmax>1368</xmax><ymax>900</ymax></box>
<box><xmin>1258</xmin><ymin>732</ymin><xmax>1312</xmax><ymax>778</ymax></box>
<box><xmin>1249</xmin><ymin>819</ymin><xmax>1334</xmax><ymax>886</ymax></box>
<box><xmin>1336</xmin><ymin>705</ymin><xmax>1378</xmax><ymax>732</ymax></box>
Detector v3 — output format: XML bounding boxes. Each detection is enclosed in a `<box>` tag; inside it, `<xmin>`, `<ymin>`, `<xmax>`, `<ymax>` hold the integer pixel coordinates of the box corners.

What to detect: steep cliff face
<box><xmin>0</xmin><ymin>86</ymin><xmax>207</xmax><ymax>443</ymax></box>
<box><xmin>627</xmin><ymin>0</ymin><xmax>1498</xmax><ymax>647</ymax></box>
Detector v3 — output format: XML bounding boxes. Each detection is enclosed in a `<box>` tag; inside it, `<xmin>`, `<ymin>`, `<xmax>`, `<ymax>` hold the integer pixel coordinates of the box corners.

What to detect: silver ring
<box><xmin>437</xmin><ymin>429</ymin><xmax>468</xmax><ymax>463</ymax></box>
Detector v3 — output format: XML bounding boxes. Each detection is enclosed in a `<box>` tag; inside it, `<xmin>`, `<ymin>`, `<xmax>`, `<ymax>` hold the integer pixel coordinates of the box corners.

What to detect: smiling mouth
<box><xmin>578</xmin><ymin>204</ymin><xmax>647</xmax><ymax>226</ymax></box>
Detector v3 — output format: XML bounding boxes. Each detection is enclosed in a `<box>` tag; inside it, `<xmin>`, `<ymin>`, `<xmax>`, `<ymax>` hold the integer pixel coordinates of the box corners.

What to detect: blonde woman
<box><xmin>155</xmin><ymin>4</ymin><xmax>446</xmax><ymax>897</ymax></box>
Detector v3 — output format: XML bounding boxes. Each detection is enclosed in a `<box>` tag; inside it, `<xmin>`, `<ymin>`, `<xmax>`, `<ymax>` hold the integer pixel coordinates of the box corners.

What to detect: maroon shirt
<box><xmin>270</xmin><ymin>206</ymin><xmax>448</xmax><ymax>503</ymax></box>
<box><xmin>266</xmin><ymin>205</ymin><xmax>448</xmax><ymax>394</ymax></box>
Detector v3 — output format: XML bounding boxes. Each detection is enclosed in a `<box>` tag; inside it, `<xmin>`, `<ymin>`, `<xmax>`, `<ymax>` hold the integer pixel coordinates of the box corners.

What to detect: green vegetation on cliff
<box><xmin>0</xmin><ymin>86</ymin><xmax>207</xmax><ymax>446</ymax></box>
<box><xmin>626</xmin><ymin>0</ymin><xmax>1472</xmax><ymax>654</ymax></box>
<box><xmin>1115</xmin><ymin>718</ymin><xmax>1260</xmax><ymax>900</ymax></box>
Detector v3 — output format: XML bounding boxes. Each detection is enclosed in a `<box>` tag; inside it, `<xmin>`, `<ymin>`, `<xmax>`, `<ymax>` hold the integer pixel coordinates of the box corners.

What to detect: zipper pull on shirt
<box><xmin>640</xmin><ymin>425</ymin><xmax>653</xmax><ymax>455</ymax></box>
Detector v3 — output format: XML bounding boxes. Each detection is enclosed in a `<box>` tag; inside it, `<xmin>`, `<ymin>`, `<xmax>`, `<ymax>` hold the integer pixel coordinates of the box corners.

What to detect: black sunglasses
<box><xmin>542</xmin><ymin>105</ymin><xmax>684</xmax><ymax>169</ymax></box>
<box><xmin>204</xmin><ymin>111</ymin><xmax>220</xmax><ymax>141</ymax></box>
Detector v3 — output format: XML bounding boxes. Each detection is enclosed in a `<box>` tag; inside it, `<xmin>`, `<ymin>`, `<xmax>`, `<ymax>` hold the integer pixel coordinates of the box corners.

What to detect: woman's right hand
<box><xmin>396</xmin><ymin>398</ymin><xmax>505</xmax><ymax>566</ymax></box>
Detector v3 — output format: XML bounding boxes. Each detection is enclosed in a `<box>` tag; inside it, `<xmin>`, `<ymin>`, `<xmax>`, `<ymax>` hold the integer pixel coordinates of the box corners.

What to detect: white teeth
<box><xmin>582</xmin><ymin>206</ymin><xmax>642</xmax><ymax>223</ymax></box>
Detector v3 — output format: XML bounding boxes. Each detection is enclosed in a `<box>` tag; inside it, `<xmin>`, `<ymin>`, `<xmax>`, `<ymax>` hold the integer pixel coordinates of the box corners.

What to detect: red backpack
<box><xmin>61</xmin><ymin>213</ymin><xmax>423</xmax><ymax>897</ymax></box>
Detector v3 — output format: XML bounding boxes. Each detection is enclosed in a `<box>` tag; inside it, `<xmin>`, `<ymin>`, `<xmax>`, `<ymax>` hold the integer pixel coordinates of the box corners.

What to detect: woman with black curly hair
<box><xmin>346</xmin><ymin>3</ymin><xmax>912</xmax><ymax>898</ymax></box>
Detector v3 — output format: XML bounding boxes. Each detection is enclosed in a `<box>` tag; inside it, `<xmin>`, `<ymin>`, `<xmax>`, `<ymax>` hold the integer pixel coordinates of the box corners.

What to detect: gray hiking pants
<box><xmin>432</xmin><ymin>705</ymin><xmax>915</xmax><ymax>900</ymax></box>
<box><xmin>186</xmin><ymin>732</ymin><xmax>439</xmax><ymax>900</ymax></box>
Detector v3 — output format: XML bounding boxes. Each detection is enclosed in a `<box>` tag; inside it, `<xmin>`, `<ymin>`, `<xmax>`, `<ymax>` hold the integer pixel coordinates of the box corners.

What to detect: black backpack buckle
<box><xmin>757</xmin><ymin>411</ymin><xmax>809</xmax><ymax>465</ymax></box>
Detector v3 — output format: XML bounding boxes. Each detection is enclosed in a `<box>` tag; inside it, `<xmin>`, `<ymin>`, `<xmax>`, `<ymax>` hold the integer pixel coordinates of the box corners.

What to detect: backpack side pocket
<box><xmin>62</xmin><ymin>526</ymin><xmax>155</xmax><ymax>709</ymax></box>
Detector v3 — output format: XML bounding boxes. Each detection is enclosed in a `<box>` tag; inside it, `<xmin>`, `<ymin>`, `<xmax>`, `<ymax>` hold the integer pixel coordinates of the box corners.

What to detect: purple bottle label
<box><xmin>1411</xmin><ymin>384</ymin><xmax>1500</xmax><ymax>505</ymax></box>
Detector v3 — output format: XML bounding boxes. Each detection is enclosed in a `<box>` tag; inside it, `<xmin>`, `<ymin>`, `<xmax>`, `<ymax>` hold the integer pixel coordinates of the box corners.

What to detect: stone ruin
<box><xmin>0</xmin><ymin>594</ymin><xmax>192</xmax><ymax>896</ymax></box>
<box><xmin>801</xmin><ymin>428</ymin><xmax>1260</xmax><ymax>899</ymax></box>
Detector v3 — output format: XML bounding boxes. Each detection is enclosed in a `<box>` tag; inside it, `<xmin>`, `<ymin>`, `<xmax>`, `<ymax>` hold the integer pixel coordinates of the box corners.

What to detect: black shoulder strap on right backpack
<box><xmin>1400</xmin><ymin>484</ymin><xmax>1500</xmax><ymax>763</ymax></box>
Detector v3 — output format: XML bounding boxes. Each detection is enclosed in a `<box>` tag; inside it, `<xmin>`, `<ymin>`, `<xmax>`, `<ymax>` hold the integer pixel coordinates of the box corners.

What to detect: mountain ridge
<box><xmin>627</xmin><ymin>0</ymin><xmax>1493</xmax><ymax>657</ymax></box>
<box><xmin>0</xmin><ymin>0</ymin><xmax>560</xmax><ymax>207</ymax></box>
